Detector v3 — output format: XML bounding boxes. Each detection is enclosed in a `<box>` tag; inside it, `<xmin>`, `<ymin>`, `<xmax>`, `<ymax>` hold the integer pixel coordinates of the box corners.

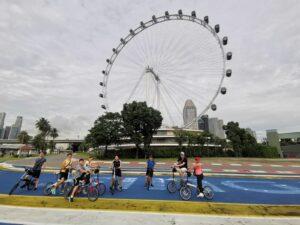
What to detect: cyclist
<box><xmin>145</xmin><ymin>154</ymin><xmax>155</xmax><ymax>188</ymax></box>
<box><xmin>27</xmin><ymin>151</ymin><xmax>47</xmax><ymax>190</ymax></box>
<box><xmin>173</xmin><ymin>152</ymin><xmax>188</xmax><ymax>179</ymax></box>
<box><xmin>69</xmin><ymin>158</ymin><xmax>90</xmax><ymax>202</ymax></box>
<box><xmin>51</xmin><ymin>152</ymin><xmax>72</xmax><ymax>194</ymax></box>
<box><xmin>192</xmin><ymin>156</ymin><xmax>204</xmax><ymax>198</ymax></box>
<box><xmin>110</xmin><ymin>155</ymin><xmax>122</xmax><ymax>191</ymax></box>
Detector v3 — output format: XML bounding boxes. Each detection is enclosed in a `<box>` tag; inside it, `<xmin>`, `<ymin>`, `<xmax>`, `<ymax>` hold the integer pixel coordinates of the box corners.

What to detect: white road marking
<box><xmin>203</xmin><ymin>168</ymin><xmax>212</xmax><ymax>172</ymax></box>
<box><xmin>276</xmin><ymin>171</ymin><xmax>294</xmax><ymax>174</ymax></box>
<box><xmin>270</xmin><ymin>165</ymin><xmax>283</xmax><ymax>167</ymax></box>
<box><xmin>250</xmin><ymin>164</ymin><xmax>262</xmax><ymax>167</ymax></box>
<box><xmin>156</xmin><ymin>162</ymin><xmax>166</xmax><ymax>165</ymax></box>
<box><xmin>290</xmin><ymin>165</ymin><xmax>300</xmax><ymax>168</ymax></box>
<box><xmin>230</xmin><ymin>164</ymin><xmax>241</xmax><ymax>166</ymax></box>
<box><xmin>222</xmin><ymin>169</ymin><xmax>238</xmax><ymax>173</ymax></box>
<box><xmin>138</xmin><ymin>162</ymin><xmax>146</xmax><ymax>165</ymax></box>
<box><xmin>211</xmin><ymin>163</ymin><xmax>222</xmax><ymax>166</ymax></box>
<box><xmin>249</xmin><ymin>170</ymin><xmax>266</xmax><ymax>173</ymax></box>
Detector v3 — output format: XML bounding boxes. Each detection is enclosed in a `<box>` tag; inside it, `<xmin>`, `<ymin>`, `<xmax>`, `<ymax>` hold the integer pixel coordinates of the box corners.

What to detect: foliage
<box><xmin>32</xmin><ymin>133</ymin><xmax>47</xmax><ymax>151</ymax></box>
<box><xmin>121</xmin><ymin>101</ymin><xmax>162</xmax><ymax>158</ymax></box>
<box><xmin>17</xmin><ymin>131</ymin><xmax>32</xmax><ymax>144</ymax></box>
<box><xmin>85</xmin><ymin>112</ymin><xmax>124</xmax><ymax>157</ymax></box>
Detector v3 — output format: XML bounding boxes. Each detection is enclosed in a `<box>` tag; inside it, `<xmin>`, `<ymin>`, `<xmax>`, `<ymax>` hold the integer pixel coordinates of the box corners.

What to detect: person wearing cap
<box><xmin>193</xmin><ymin>156</ymin><xmax>204</xmax><ymax>198</ymax></box>
<box><xmin>173</xmin><ymin>152</ymin><xmax>188</xmax><ymax>179</ymax></box>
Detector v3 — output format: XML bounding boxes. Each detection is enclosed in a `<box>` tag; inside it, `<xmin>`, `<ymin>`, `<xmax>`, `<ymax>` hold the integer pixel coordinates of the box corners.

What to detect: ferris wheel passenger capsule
<box><xmin>106</xmin><ymin>59</ymin><xmax>111</xmax><ymax>64</ymax></box>
<box><xmin>140</xmin><ymin>21</ymin><xmax>146</xmax><ymax>28</ymax></box>
<box><xmin>223</xmin><ymin>36</ymin><xmax>228</xmax><ymax>45</ymax></box>
<box><xmin>211</xmin><ymin>104</ymin><xmax>217</xmax><ymax>111</ymax></box>
<box><xmin>204</xmin><ymin>16</ymin><xmax>209</xmax><ymax>24</ymax></box>
<box><xmin>102</xmin><ymin>70</ymin><xmax>107</xmax><ymax>75</ymax></box>
<box><xmin>112</xmin><ymin>48</ymin><xmax>117</xmax><ymax>53</ymax></box>
<box><xmin>165</xmin><ymin>11</ymin><xmax>170</xmax><ymax>19</ymax></box>
<box><xmin>226</xmin><ymin>52</ymin><xmax>232</xmax><ymax>60</ymax></box>
<box><xmin>101</xmin><ymin>105</ymin><xmax>106</xmax><ymax>110</ymax></box>
<box><xmin>221</xmin><ymin>87</ymin><xmax>227</xmax><ymax>95</ymax></box>
<box><xmin>178</xmin><ymin>9</ymin><xmax>183</xmax><ymax>17</ymax></box>
<box><xmin>120</xmin><ymin>38</ymin><xmax>126</xmax><ymax>44</ymax></box>
<box><xmin>214</xmin><ymin>24</ymin><xmax>220</xmax><ymax>33</ymax></box>
<box><xmin>99</xmin><ymin>94</ymin><xmax>104</xmax><ymax>98</ymax></box>
<box><xmin>226</xmin><ymin>69</ymin><xmax>232</xmax><ymax>77</ymax></box>
<box><xmin>152</xmin><ymin>15</ymin><xmax>157</xmax><ymax>23</ymax></box>
<box><xmin>191</xmin><ymin>11</ymin><xmax>196</xmax><ymax>18</ymax></box>
<box><xmin>130</xmin><ymin>29</ymin><xmax>135</xmax><ymax>35</ymax></box>
<box><xmin>99</xmin><ymin>82</ymin><xmax>104</xmax><ymax>86</ymax></box>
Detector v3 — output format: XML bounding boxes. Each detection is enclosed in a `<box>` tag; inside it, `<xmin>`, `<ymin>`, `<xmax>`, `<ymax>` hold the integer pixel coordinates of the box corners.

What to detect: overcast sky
<box><xmin>0</xmin><ymin>0</ymin><xmax>299</xmax><ymax>140</ymax></box>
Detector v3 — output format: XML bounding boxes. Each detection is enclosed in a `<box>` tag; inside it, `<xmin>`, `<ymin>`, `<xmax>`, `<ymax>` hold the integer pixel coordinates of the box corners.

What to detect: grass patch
<box><xmin>0</xmin><ymin>194</ymin><xmax>299</xmax><ymax>217</ymax></box>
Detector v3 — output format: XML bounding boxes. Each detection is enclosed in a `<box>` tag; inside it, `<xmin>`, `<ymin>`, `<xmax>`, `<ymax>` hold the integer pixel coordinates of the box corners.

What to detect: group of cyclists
<box><xmin>23</xmin><ymin>150</ymin><xmax>206</xmax><ymax>202</ymax></box>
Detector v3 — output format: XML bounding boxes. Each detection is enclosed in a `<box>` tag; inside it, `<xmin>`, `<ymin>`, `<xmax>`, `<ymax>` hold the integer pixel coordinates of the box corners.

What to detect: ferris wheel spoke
<box><xmin>126</xmin><ymin>71</ymin><xmax>146</xmax><ymax>102</ymax></box>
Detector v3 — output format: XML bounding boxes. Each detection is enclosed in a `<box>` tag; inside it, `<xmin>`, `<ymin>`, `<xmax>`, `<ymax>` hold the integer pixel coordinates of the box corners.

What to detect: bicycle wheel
<box><xmin>43</xmin><ymin>182</ymin><xmax>53</xmax><ymax>196</ymax></box>
<box><xmin>87</xmin><ymin>185</ymin><xmax>99</xmax><ymax>202</ymax></box>
<box><xmin>203</xmin><ymin>186</ymin><xmax>214</xmax><ymax>200</ymax></box>
<box><xmin>63</xmin><ymin>185</ymin><xmax>73</xmax><ymax>200</ymax></box>
<box><xmin>27</xmin><ymin>180</ymin><xmax>35</xmax><ymax>191</ymax></box>
<box><xmin>179</xmin><ymin>186</ymin><xmax>192</xmax><ymax>201</ymax></box>
<box><xmin>97</xmin><ymin>183</ymin><xmax>106</xmax><ymax>196</ymax></box>
<box><xmin>9</xmin><ymin>183</ymin><xmax>19</xmax><ymax>195</ymax></box>
<box><xmin>167</xmin><ymin>180</ymin><xmax>177</xmax><ymax>193</ymax></box>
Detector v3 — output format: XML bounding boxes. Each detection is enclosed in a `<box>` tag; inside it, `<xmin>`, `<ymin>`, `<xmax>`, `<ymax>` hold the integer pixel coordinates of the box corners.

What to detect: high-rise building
<box><xmin>183</xmin><ymin>99</ymin><xmax>198</xmax><ymax>130</ymax></box>
<box><xmin>246</xmin><ymin>128</ymin><xmax>257</xmax><ymax>140</ymax></box>
<box><xmin>208</xmin><ymin>117</ymin><xmax>226</xmax><ymax>139</ymax></box>
<box><xmin>0</xmin><ymin>112</ymin><xmax>6</xmax><ymax>139</ymax></box>
<box><xmin>8</xmin><ymin>116</ymin><xmax>23</xmax><ymax>139</ymax></box>
<box><xmin>3</xmin><ymin>126</ymin><xmax>11</xmax><ymax>139</ymax></box>
<box><xmin>198</xmin><ymin>115</ymin><xmax>209</xmax><ymax>132</ymax></box>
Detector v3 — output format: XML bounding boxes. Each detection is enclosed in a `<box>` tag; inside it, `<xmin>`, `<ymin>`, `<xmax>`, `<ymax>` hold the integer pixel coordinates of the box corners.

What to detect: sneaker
<box><xmin>150</xmin><ymin>183</ymin><xmax>154</xmax><ymax>187</ymax></box>
<box><xmin>51</xmin><ymin>188</ymin><xmax>56</xmax><ymax>195</ymax></box>
<box><xmin>33</xmin><ymin>187</ymin><xmax>37</xmax><ymax>191</ymax></box>
<box><xmin>197</xmin><ymin>192</ymin><xmax>204</xmax><ymax>198</ymax></box>
<box><xmin>68</xmin><ymin>197</ymin><xmax>74</xmax><ymax>202</ymax></box>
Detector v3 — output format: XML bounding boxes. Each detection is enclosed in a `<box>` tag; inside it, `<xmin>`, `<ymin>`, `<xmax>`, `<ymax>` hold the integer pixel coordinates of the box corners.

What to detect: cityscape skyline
<box><xmin>0</xmin><ymin>1</ymin><xmax>299</xmax><ymax>140</ymax></box>
<box><xmin>0</xmin><ymin>113</ymin><xmax>23</xmax><ymax>140</ymax></box>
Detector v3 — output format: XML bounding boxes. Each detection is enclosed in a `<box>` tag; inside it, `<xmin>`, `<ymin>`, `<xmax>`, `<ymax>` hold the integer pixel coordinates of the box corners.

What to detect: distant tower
<box><xmin>198</xmin><ymin>115</ymin><xmax>209</xmax><ymax>132</ymax></box>
<box><xmin>0</xmin><ymin>112</ymin><xmax>6</xmax><ymax>139</ymax></box>
<box><xmin>8</xmin><ymin>116</ymin><xmax>23</xmax><ymax>139</ymax></box>
<box><xmin>183</xmin><ymin>99</ymin><xmax>198</xmax><ymax>130</ymax></box>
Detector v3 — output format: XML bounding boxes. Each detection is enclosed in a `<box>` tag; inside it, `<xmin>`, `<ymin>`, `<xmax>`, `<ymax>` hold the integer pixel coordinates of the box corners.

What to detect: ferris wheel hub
<box><xmin>145</xmin><ymin>66</ymin><xmax>160</xmax><ymax>82</ymax></box>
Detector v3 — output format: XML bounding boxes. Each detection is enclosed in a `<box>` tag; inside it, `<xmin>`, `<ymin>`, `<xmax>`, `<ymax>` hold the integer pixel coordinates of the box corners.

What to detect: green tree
<box><xmin>32</xmin><ymin>133</ymin><xmax>47</xmax><ymax>151</ymax></box>
<box><xmin>17</xmin><ymin>131</ymin><xmax>31</xmax><ymax>144</ymax></box>
<box><xmin>174</xmin><ymin>129</ymin><xmax>188</xmax><ymax>150</ymax></box>
<box><xmin>35</xmin><ymin>117</ymin><xmax>51</xmax><ymax>136</ymax></box>
<box><xmin>86</xmin><ymin>112</ymin><xmax>124</xmax><ymax>157</ymax></box>
<box><xmin>49</xmin><ymin>128</ymin><xmax>59</xmax><ymax>152</ymax></box>
<box><xmin>121</xmin><ymin>101</ymin><xmax>162</xmax><ymax>158</ymax></box>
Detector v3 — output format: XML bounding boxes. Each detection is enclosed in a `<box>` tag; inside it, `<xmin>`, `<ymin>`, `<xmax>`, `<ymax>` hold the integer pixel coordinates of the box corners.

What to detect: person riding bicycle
<box><xmin>26</xmin><ymin>151</ymin><xmax>46</xmax><ymax>191</ymax></box>
<box><xmin>173</xmin><ymin>152</ymin><xmax>188</xmax><ymax>180</ymax></box>
<box><xmin>145</xmin><ymin>154</ymin><xmax>155</xmax><ymax>188</ymax></box>
<box><xmin>192</xmin><ymin>156</ymin><xmax>204</xmax><ymax>198</ymax></box>
<box><xmin>69</xmin><ymin>158</ymin><xmax>90</xmax><ymax>202</ymax></box>
<box><xmin>110</xmin><ymin>155</ymin><xmax>122</xmax><ymax>191</ymax></box>
<box><xmin>51</xmin><ymin>152</ymin><xmax>72</xmax><ymax>194</ymax></box>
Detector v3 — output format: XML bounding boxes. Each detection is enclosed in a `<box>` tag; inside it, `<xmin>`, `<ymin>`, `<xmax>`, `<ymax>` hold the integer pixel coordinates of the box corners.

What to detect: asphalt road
<box><xmin>1</xmin><ymin>170</ymin><xmax>300</xmax><ymax>205</ymax></box>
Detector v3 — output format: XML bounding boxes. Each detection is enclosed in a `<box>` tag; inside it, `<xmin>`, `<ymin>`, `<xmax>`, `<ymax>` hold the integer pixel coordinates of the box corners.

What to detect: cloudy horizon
<box><xmin>0</xmin><ymin>0</ymin><xmax>300</xmax><ymax>140</ymax></box>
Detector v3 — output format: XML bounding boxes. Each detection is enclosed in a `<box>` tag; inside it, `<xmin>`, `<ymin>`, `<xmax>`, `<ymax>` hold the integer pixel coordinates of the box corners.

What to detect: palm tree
<box><xmin>49</xmin><ymin>128</ymin><xmax>59</xmax><ymax>152</ymax></box>
<box><xmin>17</xmin><ymin>131</ymin><xmax>31</xmax><ymax>144</ymax></box>
<box><xmin>35</xmin><ymin>118</ymin><xmax>51</xmax><ymax>136</ymax></box>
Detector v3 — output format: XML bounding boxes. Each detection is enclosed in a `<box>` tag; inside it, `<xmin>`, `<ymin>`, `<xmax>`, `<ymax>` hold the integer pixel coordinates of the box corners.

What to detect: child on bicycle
<box><xmin>28</xmin><ymin>151</ymin><xmax>47</xmax><ymax>191</ymax></box>
<box><xmin>145</xmin><ymin>154</ymin><xmax>155</xmax><ymax>188</ymax></box>
<box><xmin>192</xmin><ymin>156</ymin><xmax>204</xmax><ymax>198</ymax></box>
<box><xmin>51</xmin><ymin>152</ymin><xmax>72</xmax><ymax>194</ymax></box>
<box><xmin>110</xmin><ymin>155</ymin><xmax>122</xmax><ymax>191</ymax></box>
<box><xmin>69</xmin><ymin>158</ymin><xmax>90</xmax><ymax>202</ymax></box>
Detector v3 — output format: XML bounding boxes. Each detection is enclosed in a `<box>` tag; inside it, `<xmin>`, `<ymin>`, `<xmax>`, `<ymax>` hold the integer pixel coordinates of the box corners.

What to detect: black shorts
<box><xmin>28</xmin><ymin>169</ymin><xmax>41</xmax><ymax>179</ymax></box>
<box><xmin>74</xmin><ymin>174</ymin><xmax>90</xmax><ymax>186</ymax></box>
<box><xmin>113</xmin><ymin>169</ymin><xmax>122</xmax><ymax>177</ymax></box>
<box><xmin>59</xmin><ymin>171</ymin><xmax>68</xmax><ymax>180</ymax></box>
<box><xmin>146</xmin><ymin>169</ymin><xmax>154</xmax><ymax>177</ymax></box>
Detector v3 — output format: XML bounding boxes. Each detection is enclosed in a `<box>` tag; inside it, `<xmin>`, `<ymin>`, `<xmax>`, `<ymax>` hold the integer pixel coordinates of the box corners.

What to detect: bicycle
<box><xmin>109</xmin><ymin>167</ymin><xmax>122</xmax><ymax>195</ymax></box>
<box><xmin>64</xmin><ymin>176</ymin><xmax>99</xmax><ymax>202</ymax></box>
<box><xmin>179</xmin><ymin>175</ymin><xmax>214</xmax><ymax>201</ymax></box>
<box><xmin>90</xmin><ymin>168</ymin><xmax>106</xmax><ymax>196</ymax></box>
<box><xmin>43</xmin><ymin>170</ymin><xmax>74</xmax><ymax>196</ymax></box>
<box><xmin>167</xmin><ymin>167</ymin><xmax>188</xmax><ymax>193</ymax></box>
<box><xmin>9</xmin><ymin>168</ymin><xmax>35</xmax><ymax>195</ymax></box>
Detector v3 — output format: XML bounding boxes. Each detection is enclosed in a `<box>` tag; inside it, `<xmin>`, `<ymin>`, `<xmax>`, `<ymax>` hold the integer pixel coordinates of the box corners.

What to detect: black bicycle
<box><xmin>9</xmin><ymin>168</ymin><xmax>35</xmax><ymax>195</ymax></box>
<box><xmin>167</xmin><ymin>167</ymin><xmax>187</xmax><ymax>193</ymax></box>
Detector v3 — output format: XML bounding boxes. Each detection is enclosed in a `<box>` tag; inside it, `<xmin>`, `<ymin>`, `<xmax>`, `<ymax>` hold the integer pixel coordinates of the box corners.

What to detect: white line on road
<box><xmin>211</xmin><ymin>163</ymin><xmax>222</xmax><ymax>166</ymax></box>
<box><xmin>250</xmin><ymin>164</ymin><xmax>262</xmax><ymax>167</ymax></box>
<box><xmin>249</xmin><ymin>170</ymin><xmax>266</xmax><ymax>173</ymax></box>
<box><xmin>222</xmin><ymin>169</ymin><xmax>238</xmax><ymax>173</ymax></box>
<box><xmin>276</xmin><ymin>171</ymin><xmax>294</xmax><ymax>174</ymax></box>
<box><xmin>230</xmin><ymin>164</ymin><xmax>241</xmax><ymax>166</ymax></box>
<box><xmin>270</xmin><ymin>165</ymin><xmax>283</xmax><ymax>167</ymax></box>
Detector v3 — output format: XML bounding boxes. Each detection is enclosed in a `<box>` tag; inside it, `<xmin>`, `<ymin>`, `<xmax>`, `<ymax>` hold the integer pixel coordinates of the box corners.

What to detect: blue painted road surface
<box><xmin>0</xmin><ymin>170</ymin><xmax>299</xmax><ymax>205</ymax></box>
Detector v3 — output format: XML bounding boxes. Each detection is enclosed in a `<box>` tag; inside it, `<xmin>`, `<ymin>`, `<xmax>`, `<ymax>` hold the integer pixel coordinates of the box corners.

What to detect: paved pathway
<box><xmin>1</xmin><ymin>170</ymin><xmax>300</xmax><ymax>205</ymax></box>
<box><xmin>0</xmin><ymin>205</ymin><xmax>299</xmax><ymax>225</ymax></box>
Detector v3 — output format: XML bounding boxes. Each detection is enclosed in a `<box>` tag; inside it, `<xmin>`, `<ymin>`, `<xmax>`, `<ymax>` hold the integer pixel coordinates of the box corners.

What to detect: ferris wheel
<box><xmin>99</xmin><ymin>10</ymin><xmax>232</xmax><ymax>128</ymax></box>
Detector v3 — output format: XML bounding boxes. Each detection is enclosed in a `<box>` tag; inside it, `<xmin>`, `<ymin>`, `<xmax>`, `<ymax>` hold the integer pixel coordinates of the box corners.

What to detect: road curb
<box><xmin>0</xmin><ymin>194</ymin><xmax>299</xmax><ymax>217</ymax></box>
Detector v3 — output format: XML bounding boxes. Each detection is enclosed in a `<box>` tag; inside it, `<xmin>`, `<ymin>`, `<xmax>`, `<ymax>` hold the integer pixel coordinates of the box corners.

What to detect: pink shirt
<box><xmin>194</xmin><ymin>163</ymin><xmax>203</xmax><ymax>175</ymax></box>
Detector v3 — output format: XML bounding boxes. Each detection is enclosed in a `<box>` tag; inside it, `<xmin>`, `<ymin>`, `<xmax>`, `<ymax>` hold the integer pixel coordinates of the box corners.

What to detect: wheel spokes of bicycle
<box><xmin>9</xmin><ymin>169</ymin><xmax>35</xmax><ymax>195</ymax></box>
<box><xmin>64</xmin><ymin>181</ymin><xmax>99</xmax><ymax>202</ymax></box>
<box><xmin>179</xmin><ymin>182</ymin><xmax>214</xmax><ymax>201</ymax></box>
